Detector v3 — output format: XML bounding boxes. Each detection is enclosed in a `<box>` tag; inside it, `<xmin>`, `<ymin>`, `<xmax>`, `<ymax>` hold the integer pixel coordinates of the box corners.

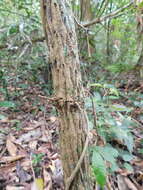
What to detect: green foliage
<box><xmin>0</xmin><ymin>114</ymin><xmax>6</xmax><ymax>120</ymax></box>
<box><xmin>8</xmin><ymin>24</ymin><xmax>19</xmax><ymax>35</ymax></box>
<box><xmin>32</xmin><ymin>153</ymin><xmax>44</xmax><ymax>176</ymax></box>
<box><xmin>123</xmin><ymin>163</ymin><xmax>133</xmax><ymax>172</ymax></box>
<box><xmin>0</xmin><ymin>101</ymin><xmax>15</xmax><ymax>108</ymax></box>
<box><xmin>92</xmin><ymin>150</ymin><xmax>107</xmax><ymax>187</ymax></box>
<box><xmin>138</xmin><ymin>149</ymin><xmax>143</xmax><ymax>154</ymax></box>
<box><xmin>32</xmin><ymin>153</ymin><xmax>44</xmax><ymax>166</ymax></box>
<box><xmin>91</xmin><ymin>145</ymin><xmax>119</xmax><ymax>187</ymax></box>
<box><xmin>87</xmin><ymin>83</ymin><xmax>137</xmax><ymax>186</ymax></box>
<box><xmin>106</xmin><ymin>63</ymin><xmax>135</xmax><ymax>73</ymax></box>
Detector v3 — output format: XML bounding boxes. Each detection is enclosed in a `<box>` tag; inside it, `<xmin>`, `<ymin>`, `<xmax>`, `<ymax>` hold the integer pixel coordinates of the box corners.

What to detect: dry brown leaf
<box><xmin>31</xmin><ymin>182</ymin><xmax>38</xmax><ymax>190</ymax></box>
<box><xmin>38</xmin><ymin>143</ymin><xmax>52</xmax><ymax>155</ymax></box>
<box><xmin>52</xmin><ymin>159</ymin><xmax>63</xmax><ymax>188</ymax></box>
<box><xmin>40</xmin><ymin>126</ymin><xmax>51</xmax><ymax>142</ymax></box>
<box><xmin>0</xmin><ymin>162</ymin><xmax>16</xmax><ymax>173</ymax></box>
<box><xmin>124</xmin><ymin>177</ymin><xmax>138</xmax><ymax>190</ymax></box>
<box><xmin>6</xmin><ymin>137</ymin><xmax>17</xmax><ymax>156</ymax></box>
<box><xmin>117</xmin><ymin>168</ymin><xmax>133</xmax><ymax>176</ymax></box>
<box><xmin>21</xmin><ymin>160</ymin><xmax>31</xmax><ymax>170</ymax></box>
<box><xmin>0</xmin><ymin>117</ymin><xmax>9</xmax><ymax>123</ymax></box>
<box><xmin>49</xmin><ymin>116</ymin><xmax>57</xmax><ymax>123</ymax></box>
<box><xmin>29</xmin><ymin>140</ymin><xmax>38</xmax><ymax>150</ymax></box>
<box><xmin>131</xmin><ymin>158</ymin><xmax>143</xmax><ymax>168</ymax></box>
<box><xmin>43</xmin><ymin>168</ymin><xmax>52</xmax><ymax>190</ymax></box>
<box><xmin>6</xmin><ymin>185</ymin><xmax>25</xmax><ymax>190</ymax></box>
<box><xmin>137</xmin><ymin>172</ymin><xmax>143</xmax><ymax>181</ymax></box>
<box><xmin>0</xmin><ymin>133</ymin><xmax>6</xmax><ymax>145</ymax></box>
<box><xmin>117</xmin><ymin>175</ymin><xmax>130</xmax><ymax>190</ymax></box>
<box><xmin>0</xmin><ymin>155</ymin><xmax>25</xmax><ymax>163</ymax></box>
<box><xmin>16</xmin><ymin>161</ymin><xmax>31</xmax><ymax>182</ymax></box>
<box><xmin>15</xmin><ymin>128</ymin><xmax>41</xmax><ymax>144</ymax></box>
<box><xmin>23</xmin><ymin>120</ymin><xmax>43</xmax><ymax>131</ymax></box>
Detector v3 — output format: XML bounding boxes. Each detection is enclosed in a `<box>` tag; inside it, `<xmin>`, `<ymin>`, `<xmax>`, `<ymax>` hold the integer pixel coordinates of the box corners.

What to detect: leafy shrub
<box><xmin>86</xmin><ymin>83</ymin><xmax>136</xmax><ymax>187</ymax></box>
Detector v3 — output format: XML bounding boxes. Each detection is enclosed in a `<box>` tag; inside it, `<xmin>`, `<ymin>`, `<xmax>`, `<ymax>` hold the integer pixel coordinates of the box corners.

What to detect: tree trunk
<box><xmin>40</xmin><ymin>1</ymin><xmax>91</xmax><ymax>189</ymax></box>
<box><xmin>79</xmin><ymin>0</ymin><xmax>95</xmax><ymax>60</ymax></box>
<box><xmin>135</xmin><ymin>1</ymin><xmax>143</xmax><ymax>77</ymax></box>
<box><xmin>80</xmin><ymin>0</ymin><xmax>92</xmax><ymax>21</ymax></box>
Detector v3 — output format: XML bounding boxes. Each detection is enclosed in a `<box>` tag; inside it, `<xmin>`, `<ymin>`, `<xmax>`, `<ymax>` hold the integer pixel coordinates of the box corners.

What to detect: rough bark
<box><xmin>79</xmin><ymin>0</ymin><xmax>95</xmax><ymax>59</ymax></box>
<box><xmin>135</xmin><ymin>0</ymin><xmax>143</xmax><ymax>77</ymax></box>
<box><xmin>40</xmin><ymin>1</ymin><xmax>91</xmax><ymax>189</ymax></box>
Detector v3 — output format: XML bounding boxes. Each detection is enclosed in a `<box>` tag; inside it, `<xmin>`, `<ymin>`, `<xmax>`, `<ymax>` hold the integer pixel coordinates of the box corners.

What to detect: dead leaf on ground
<box><xmin>29</xmin><ymin>140</ymin><xmax>38</xmax><ymax>150</ymax></box>
<box><xmin>117</xmin><ymin>168</ymin><xmax>133</xmax><ymax>176</ymax></box>
<box><xmin>52</xmin><ymin>159</ymin><xmax>63</xmax><ymax>188</ymax></box>
<box><xmin>23</xmin><ymin>120</ymin><xmax>44</xmax><ymax>131</ymax></box>
<box><xmin>0</xmin><ymin>155</ymin><xmax>25</xmax><ymax>163</ymax></box>
<box><xmin>6</xmin><ymin>136</ymin><xmax>17</xmax><ymax>156</ymax></box>
<box><xmin>21</xmin><ymin>160</ymin><xmax>31</xmax><ymax>170</ymax></box>
<box><xmin>117</xmin><ymin>175</ymin><xmax>130</xmax><ymax>190</ymax></box>
<box><xmin>49</xmin><ymin>116</ymin><xmax>57</xmax><ymax>123</ymax></box>
<box><xmin>0</xmin><ymin>162</ymin><xmax>16</xmax><ymax>173</ymax></box>
<box><xmin>124</xmin><ymin>177</ymin><xmax>138</xmax><ymax>190</ymax></box>
<box><xmin>38</xmin><ymin>143</ymin><xmax>52</xmax><ymax>155</ymax></box>
<box><xmin>16</xmin><ymin>161</ymin><xmax>31</xmax><ymax>182</ymax></box>
<box><xmin>131</xmin><ymin>158</ymin><xmax>143</xmax><ymax>168</ymax></box>
<box><xmin>0</xmin><ymin>133</ymin><xmax>6</xmax><ymax>145</ymax></box>
<box><xmin>15</xmin><ymin>128</ymin><xmax>42</xmax><ymax>144</ymax></box>
<box><xmin>0</xmin><ymin>117</ymin><xmax>9</xmax><ymax>123</ymax></box>
<box><xmin>6</xmin><ymin>185</ymin><xmax>25</xmax><ymax>190</ymax></box>
<box><xmin>43</xmin><ymin>168</ymin><xmax>52</xmax><ymax>190</ymax></box>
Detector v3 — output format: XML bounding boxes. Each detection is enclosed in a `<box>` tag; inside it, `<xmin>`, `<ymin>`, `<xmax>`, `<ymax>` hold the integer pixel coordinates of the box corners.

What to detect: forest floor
<box><xmin>0</xmin><ymin>74</ymin><xmax>143</xmax><ymax>190</ymax></box>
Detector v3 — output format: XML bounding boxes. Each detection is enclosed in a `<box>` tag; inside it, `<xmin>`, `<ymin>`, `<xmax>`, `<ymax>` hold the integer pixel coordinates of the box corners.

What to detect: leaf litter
<box><xmin>0</xmin><ymin>82</ymin><xmax>143</xmax><ymax>190</ymax></box>
<box><xmin>0</xmin><ymin>83</ymin><xmax>64</xmax><ymax>190</ymax></box>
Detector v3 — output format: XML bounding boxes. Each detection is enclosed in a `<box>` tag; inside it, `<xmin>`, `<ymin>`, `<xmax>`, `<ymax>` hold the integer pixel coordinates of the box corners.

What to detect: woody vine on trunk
<box><xmin>40</xmin><ymin>0</ymin><xmax>92</xmax><ymax>189</ymax></box>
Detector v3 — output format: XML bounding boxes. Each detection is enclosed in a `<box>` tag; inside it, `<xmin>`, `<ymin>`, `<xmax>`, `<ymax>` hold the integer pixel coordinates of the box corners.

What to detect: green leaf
<box><xmin>92</xmin><ymin>151</ymin><xmax>106</xmax><ymax>187</ymax></box>
<box><xmin>0</xmin><ymin>114</ymin><xmax>6</xmax><ymax>120</ymax></box>
<box><xmin>99</xmin><ymin>146</ymin><xmax>118</xmax><ymax>159</ymax></box>
<box><xmin>90</xmin><ymin>83</ymin><xmax>103</xmax><ymax>88</ymax></box>
<box><xmin>93</xmin><ymin>92</ymin><xmax>102</xmax><ymax>102</ymax></box>
<box><xmin>0</xmin><ymin>101</ymin><xmax>15</xmax><ymax>108</ymax></box>
<box><xmin>134</xmin><ymin>101</ymin><xmax>143</xmax><ymax>108</ymax></box>
<box><xmin>123</xmin><ymin>163</ymin><xmax>133</xmax><ymax>172</ymax></box>
<box><xmin>107</xmin><ymin>96</ymin><xmax>119</xmax><ymax>100</ymax></box>
<box><xmin>111</xmin><ymin>104</ymin><xmax>133</xmax><ymax>112</ymax></box>
<box><xmin>138</xmin><ymin>149</ymin><xmax>143</xmax><ymax>154</ymax></box>
<box><xmin>109</xmin><ymin>88</ymin><xmax>119</xmax><ymax>96</ymax></box>
<box><xmin>118</xmin><ymin>149</ymin><xmax>134</xmax><ymax>162</ymax></box>
<box><xmin>122</xmin><ymin>154</ymin><xmax>133</xmax><ymax>162</ymax></box>
<box><xmin>85</xmin><ymin>97</ymin><xmax>92</xmax><ymax>108</ymax></box>
<box><xmin>138</xmin><ymin>1</ymin><xmax>143</xmax><ymax>9</ymax></box>
<box><xmin>124</xmin><ymin>133</ymin><xmax>134</xmax><ymax>153</ymax></box>
<box><xmin>8</xmin><ymin>24</ymin><xmax>19</xmax><ymax>35</ymax></box>
<box><xmin>88</xmin><ymin>120</ymin><xmax>94</xmax><ymax>129</ymax></box>
<box><xmin>94</xmin><ymin>146</ymin><xmax>119</xmax><ymax>171</ymax></box>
